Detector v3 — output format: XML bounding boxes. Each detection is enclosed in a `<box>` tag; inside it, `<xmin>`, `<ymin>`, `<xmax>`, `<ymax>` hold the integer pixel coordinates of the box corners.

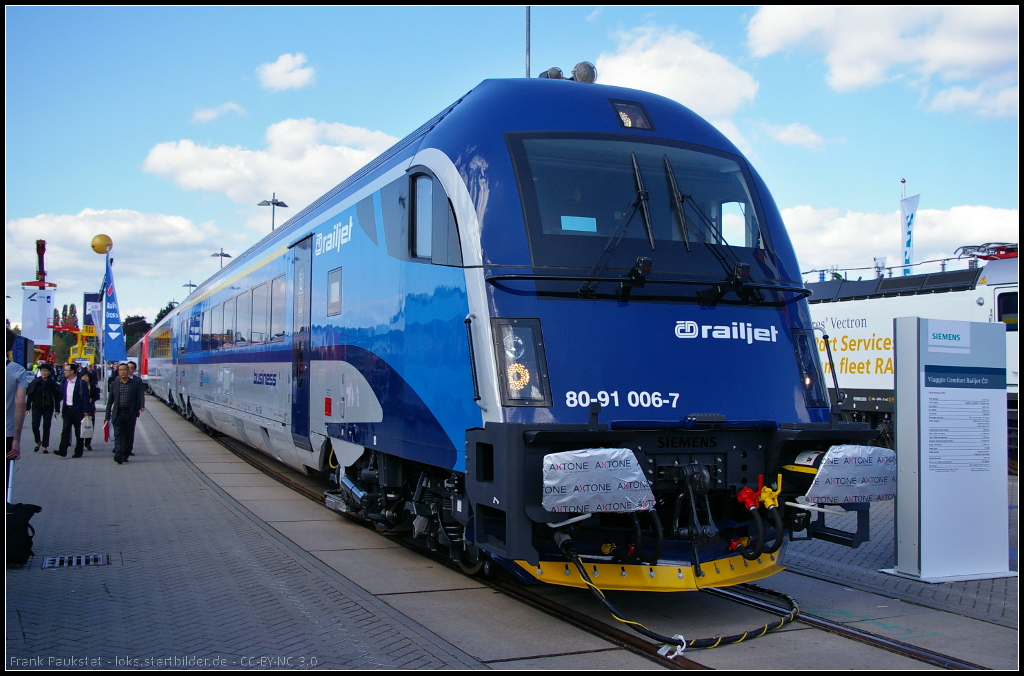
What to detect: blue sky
<box><xmin>5</xmin><ymin>6</ymin><xmax>1019</xmax><ymax>325</ymax></box>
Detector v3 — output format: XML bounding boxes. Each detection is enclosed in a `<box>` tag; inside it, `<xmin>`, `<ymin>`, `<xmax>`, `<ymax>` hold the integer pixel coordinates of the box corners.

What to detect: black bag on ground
<box><xmin>6</xmin><ymin>503</ymin><xmax>43</xmax><ymax>566</ymax></box>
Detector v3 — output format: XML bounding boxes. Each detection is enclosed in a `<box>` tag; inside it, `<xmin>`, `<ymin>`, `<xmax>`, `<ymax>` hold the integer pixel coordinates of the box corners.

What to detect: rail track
<box><xmin>194</xmin><ymin>411</ymin><xmax>985</xmax><ymax>671</ymax></box>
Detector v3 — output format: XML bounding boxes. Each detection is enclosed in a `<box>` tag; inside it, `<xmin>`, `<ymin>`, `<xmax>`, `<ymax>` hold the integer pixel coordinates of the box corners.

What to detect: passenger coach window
<box><xmin>270</xmin><ymin>275</ymin><xmax>286</xmax><ymax>340</ymax></box>
<box><xmin>327</xmin><ymin>268</ymin><xmax>342</xmax><ymax>316</ymax></box>
<box><xmin>413</xmin><ymin>175</ymin><xmax>432</xmax><ymax>259</ymax></box>
<box><xmin>201</xmin><ymin>311</ymin><xmax>212</xmax><ymax>351</ymax></box>
<box><xmin>251</xmin><ymin>283</ymin><xmax>270</xmax><ymax>343</ymax></box>
<box><xmin>235</xmin><ymin>290</ymin><xmax>251</xmax><ymax>344</ymax></box>
<box><xmin>180</xmin><ymin>318</ymin><xmax>187</xmax><ymax>354</ymax></box>
<box><xmin>211</xmin><ymin>304</ymin><xmax>223</xmax><ymax>350</ymax></box>
<box><xmin>223</xmin><ymin>297</ymin><xmax>235</xmax><ymax>348</ymax></box>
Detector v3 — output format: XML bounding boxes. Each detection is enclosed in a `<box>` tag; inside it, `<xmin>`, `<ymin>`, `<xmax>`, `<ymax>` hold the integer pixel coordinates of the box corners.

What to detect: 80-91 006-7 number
<box><xmin>565</xmin><ymin>391</ymin><xmax>680</xmax><ymax>408</ymax></box>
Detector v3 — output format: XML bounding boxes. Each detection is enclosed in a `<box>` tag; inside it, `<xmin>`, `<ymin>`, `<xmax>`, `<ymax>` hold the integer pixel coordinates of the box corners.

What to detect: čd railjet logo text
<box><xmin>315</xmin><ymin>217</ymin><xmax>354</xmax><ymax>256</ymax></box>
<box><xmin>675</xmin><ymin>320</ymin><xmax>778</xmax><ymax>344</ymax></box>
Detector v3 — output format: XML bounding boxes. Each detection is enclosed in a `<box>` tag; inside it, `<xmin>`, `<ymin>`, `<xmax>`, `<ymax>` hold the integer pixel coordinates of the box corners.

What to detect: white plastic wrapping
<box><xmin>803</xmin><ymin>444</ymin><xmax>897</xmax><ymax>504</ymax></box>
<box><xmin>542</xmin><ymin>447</ymin><xmax>655</xmax><ymax>513</ymax></box>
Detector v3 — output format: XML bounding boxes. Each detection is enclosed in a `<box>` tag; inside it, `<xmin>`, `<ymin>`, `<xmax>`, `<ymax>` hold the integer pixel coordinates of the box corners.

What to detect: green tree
<box><xmin>124</xmin><ymin>314</ymin><xmax>152</xmax><ymax>350</ymax></box>
<box><xmin>52</xmin><ymin>331</ymin><xmax>75</xmax><ymax>365</ymax></box>
<box><xmin>68</xmin><ymin>303</ymin><xmax>80</xmax><ymax>329</ymax></box>
<box><xmin>154</xmin><ymin>301</ymin><xmax>178</xmax><ymax>324</ymax></box>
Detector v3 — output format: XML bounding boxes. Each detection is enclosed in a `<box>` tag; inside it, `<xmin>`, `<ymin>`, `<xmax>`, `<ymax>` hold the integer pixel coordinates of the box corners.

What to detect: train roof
<box><xmin>219</xmin><ymin>79</ymin><xmax>744</xmax><ymax>269</ymax></box>
<box><xmin>804</xmin><ymin>262</ymin><xmax>1019</xmax><ymax>304</ymax></box>
<box><xmin>173</xmin><ymin>77</ymin><xmax>786</xmax><ymax>313</ymax></box>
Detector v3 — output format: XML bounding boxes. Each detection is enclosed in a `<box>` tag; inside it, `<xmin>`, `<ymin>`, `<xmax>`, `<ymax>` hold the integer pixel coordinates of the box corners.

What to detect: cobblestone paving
<box><xmin>6</xmin><ymin>411</ymin><xmax>483</xmax><ymax>670</ymax></box>
<box><xmin>783</xmin><ymin>477</ymin><xmax>1018</xmax><ymax>629</ymax></box>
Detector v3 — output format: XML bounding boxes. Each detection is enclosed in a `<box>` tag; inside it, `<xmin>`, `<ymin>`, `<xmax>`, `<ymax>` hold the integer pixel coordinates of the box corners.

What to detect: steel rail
<box><xmin>197</xmin><ymin>421</ymin><xmax>707</xmax><ymax>669</ymax></box>
<box><xmin>705</xmin><ymin>585</ymin><xmax>987</xmax><ymax>670</ymax></box>
<box><xmin>184</xmin><ymin>407</ymin><xmax>984</xmax><ymax>671</ymax></box>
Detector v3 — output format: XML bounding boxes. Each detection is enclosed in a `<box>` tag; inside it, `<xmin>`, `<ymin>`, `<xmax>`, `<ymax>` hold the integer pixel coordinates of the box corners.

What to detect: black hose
<box><xmin>672</xmin><ymin>492</ymin><xmax>686</xmax><ymax>537</ymax></box>
<box><xmin>644</xmin><ymin>509</ymin><xmax>664</xmax><ymax>565</ymax></box>
<box><xmin>631</xmin><ymin>509</ymin><xmax>666</xmax><ymax>565</ymax></box>
<box><xmin>734</xmin><ymin>507</ymin><xmax>765</xmax><ymax>560</ymax></box>
<box><xmin>762</xmin><ymin>506</ymin><xmax>784</xmax><ymax>554</ymax></box>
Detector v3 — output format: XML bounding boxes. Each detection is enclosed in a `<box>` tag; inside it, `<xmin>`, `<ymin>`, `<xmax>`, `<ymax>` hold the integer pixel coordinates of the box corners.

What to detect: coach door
<box><xmin>290</xmin><ymin>236</ymin><xmax>313</xmax><ymax>449</ymax></box>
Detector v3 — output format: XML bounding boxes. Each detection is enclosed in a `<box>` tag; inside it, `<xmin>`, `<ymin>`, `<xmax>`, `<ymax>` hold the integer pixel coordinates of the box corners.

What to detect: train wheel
<box><xmin>457</xmin><ymin>544</ymin><xmax>484</xmax><ymax>575</ymax></box>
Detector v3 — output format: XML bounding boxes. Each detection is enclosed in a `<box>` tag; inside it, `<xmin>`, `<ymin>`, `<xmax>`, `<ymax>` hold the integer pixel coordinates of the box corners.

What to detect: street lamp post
<box><xmin>183</xmin><ymin>281</ymin><xmax>198</xmax><ymax>296</ymax></box>
<box><xmin>211</xmin><ymin>248</ymin><xmax>232</xmax><ymax>269</ymax></box>
<box><xmin>258</xmin><ymin>193</ymin><xmax>288</xmax><ymax>231</ymax></box>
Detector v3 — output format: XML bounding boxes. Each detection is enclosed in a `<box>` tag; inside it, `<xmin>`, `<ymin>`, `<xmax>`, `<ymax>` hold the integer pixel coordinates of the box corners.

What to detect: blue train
<box><xmin>144</xmin><ymin>71</ymin><xmax>878</xmax><ymax>591</ymax></box>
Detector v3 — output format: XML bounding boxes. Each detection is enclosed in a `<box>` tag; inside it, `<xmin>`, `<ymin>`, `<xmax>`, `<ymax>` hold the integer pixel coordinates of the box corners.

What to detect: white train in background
<box><xmin>804</xmin><ymin>246</ymin><xmax>1017</xmax><ymax>461</ymax></box>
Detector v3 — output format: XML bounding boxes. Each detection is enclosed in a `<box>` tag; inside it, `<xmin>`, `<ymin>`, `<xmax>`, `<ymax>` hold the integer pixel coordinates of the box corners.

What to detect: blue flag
<box><xmin>103</xmin><ymin>256</ymin><xmax>127</xmax><ymax>362</ymax></box>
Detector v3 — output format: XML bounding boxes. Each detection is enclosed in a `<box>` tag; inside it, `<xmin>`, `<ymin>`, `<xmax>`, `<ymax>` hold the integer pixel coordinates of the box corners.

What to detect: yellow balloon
<box><xmin>91</xmin><ymin>234</ymin><xmax>112</xmax><ymax>254</ymax></box>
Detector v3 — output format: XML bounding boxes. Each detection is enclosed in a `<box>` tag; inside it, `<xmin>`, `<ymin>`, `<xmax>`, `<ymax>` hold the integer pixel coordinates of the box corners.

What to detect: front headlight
<box><xmin>491</xmin><ymin>318</ymin><xmax>552</xmax><ymax>406</ymax></box>
<box><xmin>792</xmin><ymin>328</ymin><xmax>829</xmax><ymax>408</ymax></box>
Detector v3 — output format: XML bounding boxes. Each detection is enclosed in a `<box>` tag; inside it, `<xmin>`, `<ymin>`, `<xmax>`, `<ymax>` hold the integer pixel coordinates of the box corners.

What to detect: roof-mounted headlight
<box><xmin>537</xmin><ymin>66</ymin><xmax>564</xmax><ymax>80</ymax></box>
<box><xmin>571</xmin><ymin>61</ymin><xmax>597</xmax><ymax>83</ymax></box>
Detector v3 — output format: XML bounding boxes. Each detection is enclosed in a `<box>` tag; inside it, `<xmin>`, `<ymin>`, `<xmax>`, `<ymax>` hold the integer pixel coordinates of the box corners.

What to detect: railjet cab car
<box><xmin>145</xmin><ymin>69</ymin><xmax>880</xmax><ymax>591</ymax></box>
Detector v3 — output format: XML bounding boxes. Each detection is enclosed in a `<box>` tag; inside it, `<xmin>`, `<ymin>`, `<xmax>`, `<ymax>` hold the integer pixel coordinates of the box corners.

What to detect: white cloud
<box><xmin>192</xmin><ymin>102</ymin><xmax>246</xmax><ymax>124</ymax></box>
<box><xmin>747</xmin><ymin>7</ymin><xmax>1019</xmax><ymax>116</ymax></box>
<box><xmin>930</xmin><ymin>81</ymin><xmax>1019</xmax><ymax>118</ymax></box>
<box><xmin>586</xmin><ymin>7</ymin><xmax>604</xmax><ymax>23</ymax></box>
<box><xmin>596</xmin><ymin>27</ymin><xmax>759</xmax><ymax>120</ymax></box>
<box><xmin>5</xmin><ymin>209</ymin><xmax>247</xmax><ymax>327</ymax></box>
<box><xmin>256</xmin><ymin>53</ymin><xmax>316</xmax><ymax>91</ymax></box>
<box><xmin>142</xmin><ymin>118</ymin><xmax>399</xmax><ymax>210</ymax></box>
<box><xmin>760</xmin><ymin>122</ymin><xmax>827</xmax><ymax>150</ymax></box>
<box><xmin>783</xmin><ymin>204</ymin><xmax>1020</xmax><ymax>278</ymax></box>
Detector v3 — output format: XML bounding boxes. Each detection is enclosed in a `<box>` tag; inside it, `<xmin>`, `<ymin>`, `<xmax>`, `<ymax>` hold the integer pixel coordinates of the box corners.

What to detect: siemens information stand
<box><xmin>887</xmin><ymin>317</ymin><xmax>1014</xmax><ymax>582</ymax></box>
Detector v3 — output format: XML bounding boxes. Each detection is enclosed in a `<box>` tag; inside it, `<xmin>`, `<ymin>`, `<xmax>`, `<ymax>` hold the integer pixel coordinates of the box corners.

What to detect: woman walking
<box><xmin>26</xmin><ymin>363</ymin><xmax>60</xmax><ymax>453</ymax></box>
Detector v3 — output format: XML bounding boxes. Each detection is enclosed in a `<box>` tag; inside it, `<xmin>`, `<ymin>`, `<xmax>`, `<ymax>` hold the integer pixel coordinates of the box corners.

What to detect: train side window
<box><xmin>211</xmin><ymin>303</ymin><xmax>223</xmax><ymax>350</ymax></box>
<box><xmin>997</xmin><ymin>291</ymin><xmax>1018</xmax><ymax>331</ymax></box>
<box><xmin>269</xmin><ymin>275</ymin><xmax>286</xmax><ymax>341</ymax></box>
<box><xmin>201</xmin><ymin>310</ymin><xmax>212</xmax><ymax>351</ymax></box>
<box><xmin>382</xmin><ymin>170</ymin><xmax>461</xmax><ymax>266</ymax></box>
<box><xmin>251</xmin><ymin>283</ymin><xmax>270</xmax><ymax>343</ymax></box>
<box><xmin>412</xmin><ymin>174</ymin><xmax>432</xmax><ymax>259</ymax></box>
<box><xmin>180</xmin><ymin>318</ymin><xmax>187</xmax><ymax>354</ymax></box>
<box><xmin>327</xmin><ymin>267</ymin><xmax>342</xmax><ymax>316</ymax></box>
<box><xmin>235</xmin><ymin>290</ymin><xmax>252</xmax><ymax>344</ymax></box>
<box><xmin>223</xmin><ymin>296</ymin><xmax>235</xmax><ymax>348</ymax></box>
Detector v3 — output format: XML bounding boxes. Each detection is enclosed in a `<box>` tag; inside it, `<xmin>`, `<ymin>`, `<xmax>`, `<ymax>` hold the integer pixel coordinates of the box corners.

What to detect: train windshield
<box><xmin>508</xmin><ymin>134</ymin><xmax>777</xmax><ymax>279</ymax></box>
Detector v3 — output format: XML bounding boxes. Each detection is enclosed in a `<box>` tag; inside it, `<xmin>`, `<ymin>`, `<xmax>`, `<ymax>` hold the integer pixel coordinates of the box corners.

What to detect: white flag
<box><xmin>900</xmin><ymin>194</ymin><xmax>920</xmax><ymax>276</ymax></box>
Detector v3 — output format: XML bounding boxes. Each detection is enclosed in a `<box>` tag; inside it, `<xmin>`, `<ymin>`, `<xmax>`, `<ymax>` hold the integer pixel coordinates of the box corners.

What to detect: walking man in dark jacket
<box><xmin>26</xmin><ymin>363</ymin><xmax>60</xmax><ymax>453</ymax></box>
<box><xmin>106</xmin><ymin>363</ymin><xmax>145</xmax><ymax>464</ymax></box>
<box><xmin>55</xmin><ymin>363</ymin><xmax>89</xmax><ymax>457</ymax></box>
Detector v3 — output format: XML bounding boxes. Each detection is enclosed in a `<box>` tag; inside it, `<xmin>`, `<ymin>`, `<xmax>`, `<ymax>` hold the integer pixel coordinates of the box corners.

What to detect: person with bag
<box><xmin>55</xmin><ymin>363</ymin><xmax>89</xmax><ymax>458</ymax></box>
<box><xmin>106</xmin><ymin>363</ymin><xmax>145</xmax><ymax>464</ymax></box>
<box><xmin>78</xmin><ymin>369</ymin><xmax>100</xmax><ymax>451</ymax></box>
<box><xmin>26</xmin><ymin>363</ymin><xmax>60</xmax><ymax>453</ymax></box>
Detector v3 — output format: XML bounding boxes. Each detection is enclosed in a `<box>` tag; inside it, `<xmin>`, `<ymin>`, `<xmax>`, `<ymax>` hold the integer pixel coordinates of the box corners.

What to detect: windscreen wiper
<box><xmin>632</xmin><ymin>153</ymin><xmax>656</xmax><ymax>251</ymax></box>
<box><xmin>664</xmin><ymin>155</ymin><xmax>690</xmax><ymax>252</ymax></box>
<box><xmin>663</xmin><ymin>157</ymin><xmax>766</xmax><ymax>306</ymax></box>
<box><xmin>578</xmin><ymin>152</ymin><xmax>655</xmax><ymax>296</ymax></box>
